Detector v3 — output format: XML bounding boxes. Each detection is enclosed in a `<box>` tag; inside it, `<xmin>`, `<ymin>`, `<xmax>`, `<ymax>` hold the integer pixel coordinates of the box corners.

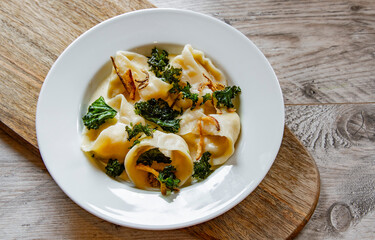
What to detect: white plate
<box><xmin>36</xmin><ymin>9</ymin><xmax>284</xmax><ymax>230</ymax></box>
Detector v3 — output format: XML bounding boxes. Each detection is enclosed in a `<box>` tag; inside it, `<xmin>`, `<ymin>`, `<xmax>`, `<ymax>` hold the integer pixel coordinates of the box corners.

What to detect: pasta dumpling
<box><xmin>171</xmin><ymin>44</ymin><xmax>226</xmax><ymax>92</ymax></box>
<box><xmin>125</xmin><ymin>131</ymin><xmax>193</xmax><ymax>191</ymax></box>
<box><xmin>108</xmin><ymin>51</ymin><xmax>171</xmax><ymax>101</ymax></box>
<box><xmin>81</xmin><ymin>122</ymin><xmax>131</xmax><ymax>161</ymax></box>
<box><xmin>81</xmin><ymin>44</ymin><xmax>241</xmax><ymax>196</ymax></box>
<box><xmin>179</xmin><ymin>108</ymin><xmax>240</xmax><ymax>165</ymax></box>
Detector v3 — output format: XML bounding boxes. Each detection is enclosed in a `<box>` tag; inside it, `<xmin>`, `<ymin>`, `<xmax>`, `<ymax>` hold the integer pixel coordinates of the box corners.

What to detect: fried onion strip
<box><xmin>135</xmin><ymin>70</ymin><xmax>149</xmax><ymax>90</ymax></box>
<box><xmin>136</xmin><ymin>164</ymin><xmax>159</xmax><ymax>177</ymax></box>
<box><xmin>135</xmin><ymin>164</ymin><xmax>178</xmax><ymax>195</ymax></box>
<box><xmin>110</xmin><ymin>56</ymin><xmax>136</xmax><ymax>100</ymax></box>
<box><xmin>202</xmin><ymin>73</ymin><xmax>215</xmax><ymax>91</ymax></box>
<box><xmin>201</xmin><ymin>116</ymin><xmax>220</xmax><ymax>131</ymax></box>
<box><xmin>211</xmin><ymin>97</ymin><xmax>222</xmax><ymax>114</ymax></box>
<box><xmin>160</xmin><ymin>183</ymin><xmax>167</xmax><ymax>195</ymax></box>
<box><xmin>202</xmin><ymin>73</ymin><xmax>225</xmax><ymax>91</ymax></box>
<box><xmin>123</xmin><ymin>69</ymin><xmax>136</xmax><ymax>100</ymax></box>
<box><xmin>215</xmin><ymin>82</ymin><xmax>225</xmax><ymax>91</ymax></box>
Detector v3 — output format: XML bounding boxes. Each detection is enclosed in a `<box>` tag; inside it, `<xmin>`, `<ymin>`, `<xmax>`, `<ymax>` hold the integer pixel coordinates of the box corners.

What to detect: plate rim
<box><xmin>36</xmin><ymin>8</ymin><xmax>285</xmax><ymax>230</ymax></box>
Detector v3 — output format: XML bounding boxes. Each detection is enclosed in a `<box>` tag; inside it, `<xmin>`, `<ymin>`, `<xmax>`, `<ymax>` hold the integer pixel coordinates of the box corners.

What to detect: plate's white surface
<box><xmin>36</xmin><ymin>9</ymin><xmax>284</xmax><ymax>230</ymax></box>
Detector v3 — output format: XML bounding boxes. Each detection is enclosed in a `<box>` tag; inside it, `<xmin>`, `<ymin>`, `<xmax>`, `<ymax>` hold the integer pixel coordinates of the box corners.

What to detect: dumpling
<box><xmin>107</xmin><ymin>94</ymin><xmax>145</xmax><ymax>126</ymax></box>
<box><xmin>179</xmin><ymin>108</ymin><xmax>240</xmax><ymax>165</ymax></box>
<box><xmin>125</xmin><ymin>131</ymin><xmax>193</xmax><ymax>191</ymax></box>
<box><xmin>81</xmin><ymin>94</ymin><xmax>143</xmax><ymax>161</ymax></box>
<box><xmin>81</xmin><ymin>44</ymin><xmax>241</xmax><ymax>194</ymax></box>
<box><xmin>107</xmin><ymin>51</ymin><xmax>171</xmax><ymax>101</ymax></box>
<box><xmin>170</xmin><ymin>44</ymin><xmax>227</xmax><ymax>93</ymax></box>
<box><xmin>81</xmin><ymin>122</ymin><xmax>131</xmax><ymax>161</ymax></box>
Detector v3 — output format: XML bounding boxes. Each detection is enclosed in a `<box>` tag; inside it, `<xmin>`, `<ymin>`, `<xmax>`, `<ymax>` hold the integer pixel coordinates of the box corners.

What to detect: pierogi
<box><xmin>81</xmin><ymin>44</ymin><xmax>241</xmax><ymax>195</ymax></box>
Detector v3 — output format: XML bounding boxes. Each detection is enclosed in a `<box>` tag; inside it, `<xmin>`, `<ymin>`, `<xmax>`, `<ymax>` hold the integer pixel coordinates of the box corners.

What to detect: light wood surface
<box><xmin>149</xmin><ymin>0</ymin><xmax>375</xmax><ymax>238</ymax></box>
<box><xmin>0</xmin><ymin>125</ymin><xmax>319</xmax><ymax>239</ymax></box>
<box><xmin>1</xmin><ymin>0</ymin><xmax>374</xmax><ymax>239</ymax></box>
<box><xmin>0</xmin><ymin>0</ymin><xmax>320</xmax><ymax>238</ymax></box>
<box><xmin>0</xmin><ymin>0</ymin><xmax>155</xmax><ymax>151</ymax></box>
<box><xmin>186</xmin><ymin>127</ymin><xmax>319</xmax><ymax>240</ymax></box>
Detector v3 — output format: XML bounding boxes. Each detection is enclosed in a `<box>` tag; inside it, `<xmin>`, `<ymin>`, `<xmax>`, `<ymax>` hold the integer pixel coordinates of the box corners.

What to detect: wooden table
<box><xmin>1</xmin><ymin>0</ymin><xmax>374</xmax><ymax>239</ymax></box>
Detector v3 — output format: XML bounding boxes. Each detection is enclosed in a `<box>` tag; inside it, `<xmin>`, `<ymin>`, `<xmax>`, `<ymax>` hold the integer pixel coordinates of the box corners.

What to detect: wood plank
<box><xmin>150</xmin><ymin>0</ymin><xmax>375</xmax><ymax>105</ymax></box>
<box><xmin>185</xmin><ymin>127</ymin><xmax>320</xmax><ymax>239</ymax></box>
<box><xmin>2</xmin><ymin>103</ymin><xmax>375</xmax><ymax>239</ymax></box>
<box><xmin>2</xmin><ymin>0</ymin><xmax>375</xmax><ymax>151</ymax></box>
<box><xmin>0</xmin><ymin>0</ymin><xmax>155</xmax><ymax>150</ymax></box>
<box><xmin>0</xmin><ymin>125</ymin><xmax>320</xmax><ymax>239</ymax></box>
<box><xmin>1</xmin><ymin>0</ymin><xmax>374</xmax><ymax>238</ymax></box>
<box><xmin>285</xmin><ymin>103</ymin><xmax>375</xmax><ymax>239</ymax></box>
<box><xmin>0</xmin><ymin>128</ymin><xmax>194</xmax><ymax>239</ymax></box>
<box><xmin>0</xmin><ymin>0</ymin><xmax>321</xmax><ymax>238</ymax></box>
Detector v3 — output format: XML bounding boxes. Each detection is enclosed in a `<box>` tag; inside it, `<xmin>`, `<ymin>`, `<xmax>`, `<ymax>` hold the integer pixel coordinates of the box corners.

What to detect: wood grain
<box><xmin>148</xmin><ymin>0</ymin><xmax>375</xmax><ymax>238</ymax></box>
<box><xmin>0</xmin><ymin>129</ymin><xmax>193</xmax><ymax>239</ymax></box>
<box><xmin>0</xmin><ymin>0</ymin><xmax>155</xmax><ymax>150</ymax></box>
<box><xmin>0</xmin><ymin>124</ymin><xmax>320</xmax><ymax>240</ymax></box>
<box><xmin>5</xmin><ymin>0</ymin><xmax>375</xmax><ymax>239</ymax></box>
<box><xmin>3</xmin><ymin>101</ymin><xmax>375</xmax><ymax>239</ymax></box>
<box><xmin>0</xmin><ymin>1</ymin><xmax>321</xmax><ymax>237</ymax></box>
<box><xmin>285</xmin><ymin>103</ymin><xmax>375</xmax><ymax>239</ymax></box>
<box><xmin>150</xmin><ymin>0</ymin><xmax>375</xmax><ymax>105</ymax></box>
<box><xmin>186</xmin><ymin>127</ymin><xmax>320</xmax><ymax>240</ymax></box>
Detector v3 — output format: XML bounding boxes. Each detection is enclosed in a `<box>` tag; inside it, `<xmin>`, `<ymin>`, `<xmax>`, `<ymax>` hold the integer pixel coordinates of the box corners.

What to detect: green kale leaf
<box><xmin>158</xmin><ymin>165</ymin><xmax>180</xmax><ymax>194</ymax></box>
<box><xmin>134</xmin><ymin>98</ymin><xmax>181</xmax><ymax>133</ymax></box>
<box><xmin>213</xmin><ymin>86</ymin><xmax>241</xmax><ymax>109</ymax></box>
<box><xmin>201</xmin><ymin>93</ymin><xmax>212</xmax><ymax>105</ymax></box>
<box><xmin>192</xmin><ymin>152</ymin><xmax>213</xmax><ymax>181</ymax></box>
<box><xmin>169</xmin><ymin>81</ymin><xmax>199</xmax><ymax>109</ymax></box>
<box><xmin>149</xmin><ymin>118</ymin><xmax>181</xmax><ymax>134</ymax></box>
<box><xmin>82</xmin><ymin>96</ymin><xmax>117</xmax><ymax>130</ymax></box>
<box><xmin>168</xmin><ymin>82</ymin><xmax>181</xmax><ymax>94</ymax></box>
<box><xmin>136</xmin><ymin>148</ymin><xmax>172</xmax><ymax>166</ymax></box>
<box><xmin>125</xmin><ymin>123</ymin><xmax>155</xmax><ymax>141</ymax></box>
<box><xmin>147</xmin><ymin>47</ymin><xmax>199</xmax><ymax>110</ymax></box>
<box><xmin>179</xmin><ymin>82</ymin><xmax>199</xmax><ymax>109</ymax></box>
<box><xmin>105</xmin><ymin>159</ymin><xmax>124</xmax><ymax>177</ymax></box>
<box><xmin>147</xmin><ymin>47</ymin><xmax>169</xmax><ymax>77</ymax></box>
<box><xmin>129</xmin><ymin>139</ymin><xmax>141</xmax><ymax>149</ymax></box>
<box><xmin>161</xmin><ymin>66</ymin><xmax>182</xmax><ymax>84</ymax></box>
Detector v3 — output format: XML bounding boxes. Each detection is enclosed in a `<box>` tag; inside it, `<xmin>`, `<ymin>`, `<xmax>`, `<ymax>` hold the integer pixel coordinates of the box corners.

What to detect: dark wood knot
<box><xmin>350</xmin><ymin>5</ymin><xmax>363</xmax><ymax>11</ymax></box>
<box><xmin>302</xmin><ymin>83</ymin><xmax>318</xmax><ymax>99</ymax></box>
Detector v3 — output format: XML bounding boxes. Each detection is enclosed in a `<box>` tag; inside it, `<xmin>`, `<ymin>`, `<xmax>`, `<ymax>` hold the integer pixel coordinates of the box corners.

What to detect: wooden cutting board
<box><xmin>186</xmin><ymin>126</ymin><xmax>320</xmax><ymax>239</ymax></box>
<box><xmin>0</xmin><ymin>1</ymin><xmax>320</xmax><ymax>239</ymax></box>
